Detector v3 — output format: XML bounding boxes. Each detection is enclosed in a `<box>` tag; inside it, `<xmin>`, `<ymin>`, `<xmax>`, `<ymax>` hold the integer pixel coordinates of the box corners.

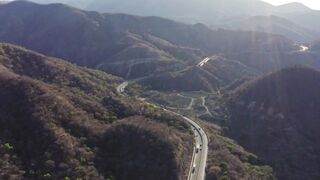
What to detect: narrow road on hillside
<box><xmin>197</xmin><ymin>57</ymin><xmax>211</xmax><ymax>67</ymax></box>
<box><xmin>178</xmin><ymin>94</ymin><xmax>195</xmax><ymax>110</ymax></box>
<box><xmin>116</xmin><ymin>81</ymin><xmax>208</xmax><ymax>180</ymax></box>
<box><xmin>201</xmin><ymin>96</ymin><xmax>212</xmax><ymax>116</ymax></box>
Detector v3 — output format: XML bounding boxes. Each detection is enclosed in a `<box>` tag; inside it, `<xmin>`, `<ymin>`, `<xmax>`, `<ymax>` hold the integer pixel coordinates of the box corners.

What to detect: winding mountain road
<box><xmin>201</xmin><ymin>96</ymin><xmax>212</xmax><ymax>116</ymax></box>
<box><xmin>178</xmin><ymin>94</ymin><xmax>195</xmax><ymax>110</ymax></box>
<box><xmin>116</xmin><ymin>81</ymin><xmax>208</xmax><ymax>180</ymax></box>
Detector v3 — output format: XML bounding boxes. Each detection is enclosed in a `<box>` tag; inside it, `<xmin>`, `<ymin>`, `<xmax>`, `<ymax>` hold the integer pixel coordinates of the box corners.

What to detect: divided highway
<box><xmin>117</xmin><ymin>81</ymin><xmax>208</xmax><ymax>180</ymax></box>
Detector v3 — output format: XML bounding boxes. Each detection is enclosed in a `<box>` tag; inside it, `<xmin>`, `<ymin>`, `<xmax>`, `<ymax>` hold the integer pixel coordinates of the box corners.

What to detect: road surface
<box><xmin>116</xmin><ymin>81</ymin><xmax>128</xmax><ymax>94</ymax></box>
<box><xmin>197</xmin><ymin>57</ymin><xmax>211</xmax><ymax>67</ymax></box>
<box><xmin>117</xmin><ymin>81</ymin><xmax>208</xmax><ymax>180</ymax></box>
<box><xmin>299</xmin><ymin>45</ymin><xmax>309</xmax><ymax>52</ymax></box>
<box><xmin>201</xmin><ymin>96</ymin><xmax>212</xmax><ymax>116</ymax></box>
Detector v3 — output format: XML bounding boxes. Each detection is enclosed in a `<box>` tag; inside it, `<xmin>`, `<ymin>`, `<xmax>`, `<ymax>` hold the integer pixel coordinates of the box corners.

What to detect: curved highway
<box><xmin>117</xmin><ymin>81</ymin><xmax>208</xmax><ymax>180</ymax></box>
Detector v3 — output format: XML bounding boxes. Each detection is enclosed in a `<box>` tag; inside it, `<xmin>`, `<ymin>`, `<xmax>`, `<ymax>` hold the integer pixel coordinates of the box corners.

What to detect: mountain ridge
<box><xmin>227</xmin><ymin>66</ymin><xmax>320</xmax><ymax>180</ymax></box>
<box><xmin>0</xmin><ymin>0</ymin><xmax>298</xmax><ymax>90</ymax></box>
<box><xmin>0</xmin><ymin>43</ymin><xmax>194</xmax><ymax>179</ymax></box>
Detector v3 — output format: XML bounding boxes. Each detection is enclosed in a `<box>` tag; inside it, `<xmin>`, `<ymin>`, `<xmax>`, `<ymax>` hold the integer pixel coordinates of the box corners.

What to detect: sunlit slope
<box><xmin>0</xmin><ymin>1</ymin><xmax>296</xmax><ymax>80</ymax></box>
<box><xmin>0</xmin><ymin>43</ymin><xmax>193</xmax><ymax>179</ymax></box>
<box><xmin>2</xmin><ymin>1</ymin><xmax>320</xmax><ymax>93</ymax></box>
<box><xmin>140</xmin><ymin>56</ymin><xmax>259</xmax><ymax>92</ymax></box>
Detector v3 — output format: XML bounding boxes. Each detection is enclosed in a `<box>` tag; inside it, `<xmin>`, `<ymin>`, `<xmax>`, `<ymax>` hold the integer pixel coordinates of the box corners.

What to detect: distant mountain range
<box><xmin>213</xmin><ymin>15</ymin><xmax>319</xmax><ymax>43</ymax></box>
<box><xmin>28</xmin><ymin>0</ymin><xmax>320</xmax><ymax>43</ymax></box>
<box><xmin>1</xmin><ymin>1</ymin><xmax>320</xmax><ymax>92</ymax></box>
<box><xmin>2</xmin><ymin>0</ymin><xmax>312</xmax><ymax>92</ymax></box>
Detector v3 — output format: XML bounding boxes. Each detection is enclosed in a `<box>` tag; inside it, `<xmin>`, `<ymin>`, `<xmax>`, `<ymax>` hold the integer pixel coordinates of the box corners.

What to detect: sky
<box><xmin>263</xmin><ymin>0</ymin><xmax>320</xmax><ymax>10</ymax></box>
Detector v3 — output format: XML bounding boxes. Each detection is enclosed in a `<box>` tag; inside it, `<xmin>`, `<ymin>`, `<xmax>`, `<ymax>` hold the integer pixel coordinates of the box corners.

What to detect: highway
<box><xmin>116</xmin><ymin>81</ymin><xmax>208</xmax><ymax>180</ymax></box>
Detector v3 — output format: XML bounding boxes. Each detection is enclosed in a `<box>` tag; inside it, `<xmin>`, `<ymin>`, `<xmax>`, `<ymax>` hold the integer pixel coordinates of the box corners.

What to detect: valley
<box><xmin>117</xmin><ymin>81</ymin><xmax>208</xmax><ymax>180</ymax></box>
<box><xmin>0</xmin><ymin>0</ymin><xmax>320</xmax><ymax>180</ymax></box>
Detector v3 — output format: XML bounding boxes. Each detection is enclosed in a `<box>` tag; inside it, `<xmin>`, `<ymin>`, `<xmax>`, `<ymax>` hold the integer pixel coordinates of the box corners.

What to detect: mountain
<box><xmin>141</xmin><ymin>66</ymin><xmax>223</xmax><ymax>92</ymax></box>
<box><xmin>30</xmin><ymin>0</ymin><xmax>274</xmax><ymax>23</ymax></box>
<box><xmin>3</xmin><ymin>1</ymin><xmax>320</xmax><ymax>93</ymax></box>
<box><xmin>0</xmin><ymin>0</ymin><xmax>204</xmax><ymax>78</ymax></box>
<box><xmin>83</xmin><ymin>0</ymin><xmax>320</xmax><ymax>38</ymax></box>
<box><xmin>273</xmin><ymin>2</ymin><xmax>320</xmax><ymax>32</ymax></box>
<box><xmin>0</xmin><ymin>43</ymin><xmax>195</xmax><ymax>179</ymax></box>
<box><xmin>0</xmin><ymin>1</ymin><xmax>301</xmax><ymax>93</ymax></box>
<box><xmin>214</xmin><ymin>15</ymin><xmax>319</xmax><ymax>43</ymax></box>
<box><xmin>227</xmin><ymin>66</ymin><xmax>320</xmax><ymax>180</ymax></box>
<box><xmin>141</xmin><ymin>48</ymin><xmax>320</xmax><ymax>92</ymax></box>
<box><xmin>278</xmin><ymin>10</ymin><xmax>320</xmax><ymax>32</ymax></box>
<box><xmin>140</xmin><ymin>55</ymin><xmax>259</xmax><ymax>91</ymax></box>
<box><xmin>0</xmin><ymin>43</ymin><xmax>277</xmax><ymax>179</ymax></box>
<box><xmin>275</xmin><ymin>2</ymin><xmax>311</xmax><ymax>13</ymax></box>
<box><xmin>1</xmin><ymin>1</ymin><xmax>319</xmax><ymax>93</ymax></box>
<box><xmin>29</xmin><ymin>0</ymin><xmax>320</xmax><ymax>43</ymax></box>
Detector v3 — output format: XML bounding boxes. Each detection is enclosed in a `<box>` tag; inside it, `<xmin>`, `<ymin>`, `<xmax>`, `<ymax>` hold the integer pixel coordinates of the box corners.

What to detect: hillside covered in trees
<box><xmin>227</xmin><ymin>67</ymin><xmax>320</xmax><ymax>179</ymax></box>
<box><xmin>0</xmin><ymin>43</ymin><xmax>194</xmax><ymax>179</ymax></box>
<box><xmin>0</xmin><ymin>43</ymin><xmax>277</xmax><ymax>179</ymax></box>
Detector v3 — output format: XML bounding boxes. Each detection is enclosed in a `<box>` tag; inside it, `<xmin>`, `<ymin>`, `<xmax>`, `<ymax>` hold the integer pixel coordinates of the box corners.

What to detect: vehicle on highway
<box><xmin>196</xmin><ymin>144</ymin><xmax>200</xmax><ymax>153</ymax></box>
<box><xmin>192</xmin><ymin>163</ymin><xmax>196</xmax><ymax>173</ymax></box>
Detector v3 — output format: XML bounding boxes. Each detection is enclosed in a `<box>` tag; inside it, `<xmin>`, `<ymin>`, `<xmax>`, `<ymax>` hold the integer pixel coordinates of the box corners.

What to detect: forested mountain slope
<box><xmin>0</xmin><ymin>1</ymin><xmax>296</xmax><ymax>81</ymax></box>
<box><xmin>228</xmin><ymin>67</ymin><xmax>320</xmax><ymax>180</ymax></box>
<box><xmin>0</xmin><ymin>43</ymin><xmax>193</xmax><ymax>179</ymax></box>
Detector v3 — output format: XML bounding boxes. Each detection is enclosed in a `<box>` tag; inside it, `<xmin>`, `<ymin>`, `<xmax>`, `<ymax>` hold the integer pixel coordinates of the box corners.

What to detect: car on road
<box><xmin>196</xmin><ymin>144</ymin><xmax>200</xmax><ymax>153</ymax></box>
<box><xmin>192</xmin><ymin>164</ymin><xmax>196</xmax><ymax>173</ymax></box>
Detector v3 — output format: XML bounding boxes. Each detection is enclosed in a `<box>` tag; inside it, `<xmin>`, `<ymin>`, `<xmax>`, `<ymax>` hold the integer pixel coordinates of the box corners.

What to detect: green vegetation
<box><xmin>126</xmin><ymin>82</ymin><xmax>144</xmax><ymax>97</ymax></box>
<box><xmin>43</xmin><ymin>173</ymin><xmax>52</xmax><ymax>178</ymax></box>
<box><xmin>3</xmin><ymin>143</ymin><xmax>13</xmax><ymax>151</ymax></box>
<box><xmin>106</xmin><ymin>176</ymin><xmax>116</xmax><ymax>180</ymax></box>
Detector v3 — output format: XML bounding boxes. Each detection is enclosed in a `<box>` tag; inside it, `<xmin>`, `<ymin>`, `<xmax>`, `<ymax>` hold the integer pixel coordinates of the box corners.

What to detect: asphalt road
<box><xmin>117</xmin><ymin>81</ymin><xmax>208</xmax><ymax>180</ymax></box>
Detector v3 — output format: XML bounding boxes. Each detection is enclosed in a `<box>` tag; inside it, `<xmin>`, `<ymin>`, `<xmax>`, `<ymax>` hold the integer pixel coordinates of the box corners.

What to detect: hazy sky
<box><xmin>263</xmin><ymin>0</ymin><xmax>320</xmax><ymax>10</ymax></box>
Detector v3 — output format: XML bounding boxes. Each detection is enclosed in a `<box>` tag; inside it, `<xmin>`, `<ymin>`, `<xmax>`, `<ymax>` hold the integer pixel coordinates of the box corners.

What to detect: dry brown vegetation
<box><xmin>192</xmin><ymin>121</ymin><xmax>274</xmax><ymax>180</ymax></box>
<box><xmin>0</xmin><ymin>43</ymin><xmax>193</xmax><ymax>179</ymax></box>
<box><xmin>95</xmin><ymin>117</ymin><xmax>192</xmax><ymax>180</ymax></box>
